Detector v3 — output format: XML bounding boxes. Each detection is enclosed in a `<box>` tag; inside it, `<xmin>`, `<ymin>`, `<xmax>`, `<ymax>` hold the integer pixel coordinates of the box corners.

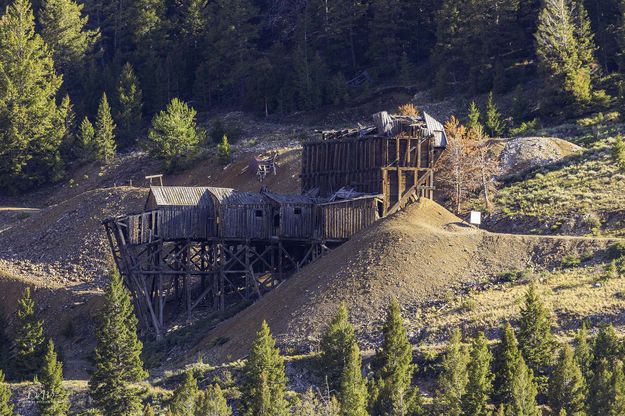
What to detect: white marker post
<box><xmin>470</xmin><ymin>211</ymin><xmax>482</xmax><ymax>228</ymax></box>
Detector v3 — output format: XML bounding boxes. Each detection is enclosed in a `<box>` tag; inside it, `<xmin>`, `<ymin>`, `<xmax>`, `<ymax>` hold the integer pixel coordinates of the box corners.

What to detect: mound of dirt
<box><xmin>0</xmin><ymin>187</ymin><xmax>148</xmax><ymax>286</ymax></box>
<box><xmin>499</xmin><ymin>137</ymin><xmax>583</xmax><ymax>176</ymax></box>
<box><xmin>193</xmin><ymin>199</ymin><xmax>613</xmax><ymax>364</ymax></box>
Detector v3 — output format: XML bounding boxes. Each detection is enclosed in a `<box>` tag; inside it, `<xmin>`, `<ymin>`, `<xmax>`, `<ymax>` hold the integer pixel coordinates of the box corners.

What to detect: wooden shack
<box><xmin>319</xmin><ymin>195</ymin><xmax>384</xmax><ymax>241</ymax></box>
<box><xmin>145</xmin><ymin>186</ymin><xmax>215</xmax><ymax>240</ymax></box>
<box><xmin>207</xmin><ymin>188</ymin><xmax>271</xmax><ymax>240</ymax></box>
<box><xmin>262</xmin><ymin>190</ymin><xmax>317</xmax><ymax>240</ymax></box>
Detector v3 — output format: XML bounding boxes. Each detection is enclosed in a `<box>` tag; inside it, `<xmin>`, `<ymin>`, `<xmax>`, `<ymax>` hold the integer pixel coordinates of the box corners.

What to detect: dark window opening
<box><xmin>255</xmin><ymin>210</ymin><xmax>264</xmax><ymax>218</ymax></box>
<box><xmin>294</xmin><ymin>207</ymin><xmax>302</xmax><ymax>215</ymax></box>
<box><xmin>377</xmin><ymin>200</ymin><xmax>384</xmax><ymax>218</ymax></box>
<box><xmin>273</xmin><ymin>213</ymin><xmax>280</xmax><ymax>227</ymax></box>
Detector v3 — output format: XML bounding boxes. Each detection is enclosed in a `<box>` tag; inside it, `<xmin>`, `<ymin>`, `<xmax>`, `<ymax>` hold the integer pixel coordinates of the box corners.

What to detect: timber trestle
<box><xmin>103</xmin><ymin>217</ymin><xmax>335</xmax><ymax>338</ymax></box>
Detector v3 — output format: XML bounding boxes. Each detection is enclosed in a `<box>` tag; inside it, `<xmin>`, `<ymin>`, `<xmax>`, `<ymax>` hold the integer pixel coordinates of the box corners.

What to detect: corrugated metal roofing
<box><xmin>423</xmin><ymin>112</ymin><xmax>448</xmax><ymax>148</ymax></box>
<box><xmin>262</xmin><ymin>189</ymin><xmax>314</xmax><ymax>204</ymax></box>
<box><xmin>149</xmin><ymin>186</ymin><xmax>214</xmax><ymax>207</ymax></box>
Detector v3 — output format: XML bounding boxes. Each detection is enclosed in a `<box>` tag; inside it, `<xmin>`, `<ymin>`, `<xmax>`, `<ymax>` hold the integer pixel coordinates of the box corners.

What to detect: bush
<box><xmin>561</xmin><ymin>252</ymin><xmax>593</xmax><ymax>269</ymax></box>
<box><xmin>217</xmin><ymin>135</ymin><xmax>231</xmax><ymax>165</ymax></box>
<box><xmin>499</xmin><ymin>269</ymin><xmax>528</xmax><ymax>283</ymax></box>
<box><xmin>510</xmin><ymin>119</ymin><xmax>541</xmax><ymax>137</ymax></box>
<box><xmin>210</xmin><ymin>119</ymin><xmax>242</xmax><ymax>145</ymax></box>
<box><xmin>614</xmin><ymin>135</ymin><xmax>625</xmax><ymax>172</ymax></box>
<box><xmin>607</xmin><ymin>242</ymin><xmax>625</xmax><ymax>260</ymax></box>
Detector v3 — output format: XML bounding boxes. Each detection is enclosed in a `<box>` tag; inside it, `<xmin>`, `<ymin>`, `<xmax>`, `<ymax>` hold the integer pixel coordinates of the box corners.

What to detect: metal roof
<box><xmin>423</xmin><ymin>112</ymin><xmax>448</xmax><ymax>148</ymax></box>
<box><xmin>149</xmin><ymin>186</ymin><xmax>214</xmax><ymax>207</ymax></box>
<box><xmin>261</xmin><ymin>189</ymin><xmax>314</xmax><ymax>205</ymax></box>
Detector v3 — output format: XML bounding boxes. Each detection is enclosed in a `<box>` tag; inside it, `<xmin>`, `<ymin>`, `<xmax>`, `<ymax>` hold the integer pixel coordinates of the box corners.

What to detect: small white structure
<box><xmin>470</xmin><ymin>211</ymin><xmax>482</xmax><ymax>226</ymax></box>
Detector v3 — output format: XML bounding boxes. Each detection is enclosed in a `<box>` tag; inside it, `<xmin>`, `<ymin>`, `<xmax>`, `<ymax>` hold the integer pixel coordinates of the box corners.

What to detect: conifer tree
<box><xmin>517</xmin><ymin>284</ymin><xmax>555</xmax><ymax>380</ymax></box>
<box><xmin>549</xmin><ymin>344</ymin><xmax>587</xmax><ymax>416</ymax></box>
<box><xmin>507</xmin><ymin>355</ymin><xmax>539</xmax><ymax>416</ymax></box>
<box><xmin>589</xmin><ymin>359</ymin><xmax>613</xmax><ymax>416</ymax></box>
<box><xmin>434</xmin><ymin>329</ymin><xmax>469</xmax><ymax>416</ymax></box>
<box><xmin>89</xmin><ymin>270</ymin><xmax>147</xmax><ymax>416</ymax></box>
<box><xmin>196</xmin><ymin>384</ymin><xmax>232</xmax><ymax>416</ymax></box>
<box><xmin>39</xmin><ymin>339</ymin><xmax>70</xmax><ymax>416</ymax></box>
<box><xmin>147</xmin><ymin>98</ymin><xmax>203</xmax><ymax>171</ymax></box>
<box><xmin>292</xmin><ymin>388</ymin><xmax>340</xmax><ymax>416</ymax></box>
<box><xmin>369</xmin><ymin>299</ymin><xmax>419</xmax><ymax>416</ymax></box>
<box><xmin>77</xmin><ymin>117</ymin><xmax>96</xmax><ymax>163</ymax></box>
<box><xmin>574</xmin><ymin>322</ymin><xmax>594</xmax><ymax>384</ymax></box>
<box><xmin>94</xmin><ymin>93</ymin><xmax>117</xmax><ymax>164</ymax></box>
<box><xmin>13</xmin><ymin>287</ymin><xmax>46</xmax><ymax>381</ymax></box>
<box><xmin>143</xmin><ymin>404</ymin><xmax>155</xmax><ymax>416</ymax></box>
<box><xmin>493</xmin><ymin>323</ymin><xmax>522</xmax><ymax>405</ymax></box>
<box><xmin>169</xmin><ymin>370</ymin><xmax>198</xmax><ymax>416</ymax></box>
<box><xmin>0</xmin><ymin>370</ymin><xmax>13</xmax><ymax>416</ymax></box>
<box><xmin>320</xmin><ymin>303</ymin><xmax>356</xmax><ymax>391</ymax></box>
<box><xmin>38</xmin><ymin>0</ymin><xmax>99</xmax><ymax>72</ymax></box>
<box><xmin>610</xmin><ymin>360</ymin><xmax>625</xmax><ymax>416</ymax></box>
<box><xmin>116</xmin><ymin>63</ymin><xmax>143</xmax><ymax>148</ymax></box>
<box><xmin>0</xmin><ymin>0</ymin><xmax>65</xmax><ymax>190</ymax></box>
<box><xmin>467</xmin><ymin>101</ymin><xmax>482</xmax><ymax>131</ymax></box>
<box><xmin>485</xmin><ymin>92</ymin><xmax>505</xmax><ymax>137</ymax></box>
<box><xmin>462</xmin><ymin>331</ymin><xmax>494</xmax><ymax>416</ymax></box>
<box><xmin>535</xmin><ymin>0</ymin><xmax>593</xmax><ymax>109</ymax></box>
<box><xmin>339</xmin><ymin>343</ymin><xmax>368</xmax><ymax>416</ymax></box>
<box><xmin>593</xmin><ymin>324</ymin><xmax>620</xmax><ymax>366</ymax></box>
<box><xmin>241</xmin><ymin>321</ymin><xmax>289</xmax><ymax>416</ymax></box>
<box><xmin>614</xmin><ymin>135</ymin><xmax>625</xmax><ymax>172</ymax></box>
<box><xmin>217</xmin><ymin>135</ymin><xmax>231</xmax><ymax>165</ymax></box>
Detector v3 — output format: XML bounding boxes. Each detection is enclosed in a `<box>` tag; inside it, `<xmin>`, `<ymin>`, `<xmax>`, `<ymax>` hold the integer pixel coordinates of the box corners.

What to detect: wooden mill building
<box><xmin>104</xmin><ymin>110</ymin><xmax>447</xmax><ymax>337</ymax></box>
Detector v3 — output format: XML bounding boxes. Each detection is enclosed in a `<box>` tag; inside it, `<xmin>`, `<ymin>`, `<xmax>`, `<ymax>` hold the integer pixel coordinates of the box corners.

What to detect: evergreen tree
<box><xmin>0</xmin><ymin>370</ymin><xmax>12</xmax><ymax>416</ymax></box>
<box><xmin>369</xmin><ymin>299</ymin><xmax>419</xmax><ymax>416</ymax></box>
<box><xmin>89</xmin><ymin>270</ymin><xmax>147</xmax><ymax>416</ymax></box>
<box><xmin>549</xmin><ymin>344</ymin><xmax>587</xmax><ymax>416</ymax></box>
<box><xmin>485</xmin><ymin>92</ymin><xmax>505</xmax><ymax>137</ymax></box>
<box><xmin>147</xmin><ymin>98</ymin><xmax>203</xmax><ymax>171</ymax></box>
<box><xmin>0</xmin><ymin>0</ymin><xmax>65</xmax><ymax>191</ymax></box>
<box><xmin>39</xmin><ymin>339</ymin><xmax>70</xmax><ymax>416</ymax></box>
<box><xmin>339</xmin><ymin>343</ymin><xmax>368</xmax><ymax>416</ymax></box>
<box><xmin>434</xmin><ymin>329</ymin><xmax>469</xmax><ymax>416</ymax></box>
<box><xmin>610</xmin><ymin>360</ymin><xmax>625</xmax><ymax>416</ymax></box>
<box><xmin>77</xmin><ymin>117</ymin><xmax>96</xmax><ymax>163</ymax></box>
<box><xmin>241</xmin><ymin>321</ymin><xmax>289</xmax><ymax>416</ymax></box>
<box><xmin>517</xmin><ymin>284</ymin><xmax>555</xmax><ymax>380</ymax></box>
<box><xmin>462</xmin><ymin>331</ymin><xmax>494</xmax><ymax>416</ymax></box>
<box><xmin>614</xmin><ymin>135</ymin><xmax>625</xmax><ymax>172</ymax></box>
<box><xmin>116</xmin><ymin>63</ymin><xmax>143</xmax><ymax>148</ymax></box>
<box><xmin>292</xmin><ymin>388</ymin><xmax>340</xmax><ymax>416</ymax></box>
<box><xmin>493</xmin><ymin>323</ymin><xmax>522</xmax><ymax>405</ymax></box>
<box><xmin>144</xmin><ymin>404</ymin><xmax>155</xmax><ymax>416</ymax></box>
<box><xmin>217</xmin><ymin>135</ymin><xmax>231</xmax><ymax>165</ymax></box>
<box><xmin>13</xmin><ymin>287</ymin><xmax>46</xmax><ymax>381</ymax></box>
<box><xmin>574</xmin><ymin>322</ymin><xmax>594</xmax><ymax>384</ymax></box>
<box><xmin>535</xmin><ymin>0</ymin><xmax>593</xmax><ymax>110</ymax></box>
<box><xmin>196</xmin><ymin>384</ymin><xmax>232</xmax><ymax>416</ymax></box>
<box><xmin>38</xmin><ymin>0</ymin><xmax>99</xmax><ymax>72</ymax></box>
<box><xmin>320</xmin><ymin>303</ymin><xmax>356</xmax><ymax>391</ymax></box>
<box><xmin>169</xmin><ymin>370</ymin><xmax>198</xmax><ymax>416</ymax></box>
<box><xmin>94</xmin><ymin>93</ymin><xmax>117</xmax><ymax>164</ymax></box>
<box><xmin>593</xmin><ymin>324</ymin><xmax>621</xmax><ymax>366</ymax></box>
<box><xmin>589</xmin><ymin>359</ymin><xmax>613</xmax><ymax>416</ymax></box>
<box><xmin>467</xmin><ymin>101</ymin><xmax>482</xmax><ymax>131</ymax></box>
<box><xmin>506</xmin><ymin>355</ymin><xmax>539</xmax><ymax>416</ymax></box>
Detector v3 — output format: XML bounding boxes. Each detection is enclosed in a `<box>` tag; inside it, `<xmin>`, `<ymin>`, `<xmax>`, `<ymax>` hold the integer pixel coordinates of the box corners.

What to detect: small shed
<box><xmin>262</xmin><ymin>190</ymin><xmax>317</xmax><ymax>239</ymax></box>
<box><xmin>207</xmin><ymin>188</ymin><xmax>271</xmax><ymax>240</ymax></box>
<box><xmin>319</xmin><ymin>195</ymin><xmax>384</xmax><ymax>241</ymax></box>
<box><xmin>145</xmin><ymin>186</ymin><xmax>216</xmax><ymax>240</ymax></box>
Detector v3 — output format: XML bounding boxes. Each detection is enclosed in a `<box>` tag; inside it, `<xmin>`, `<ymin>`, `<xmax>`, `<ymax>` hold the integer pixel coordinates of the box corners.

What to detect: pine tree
<box><xmin>369</xmin><ymin>299</ymin><xmax>419</xmax><ymax>416</ymax></box>
<box><xmin>589</xmin><ymin>359</ymin><xmax>613</xmax><ymax>416</ymax></box>
<box><xmin>217</xmin><ymin>135</ymin><xmax>231</xmax><ymax>166</ymax></box>
<box><xmin>517</xmin><ymin>284</ymin><xmax>555</xmax><ymax>380</ymax></box>
<box><xmin>0</xmin><ymin>370</ymin><xmax>13</xmax><ymax>416</ymax></box>
<box><xmin>434</xmin><ymin>329</ymin><xmax>469</xmax><ymax>416</ymax></box>
<box><xmin>320</xmin><ymin>303</ymin><xmax>356</xmax><ymax>391</ymax></box>
<box><xmin>574</xmin><ymin>322</ymin><xmax>594</xmax><ymax>384</ymax></box>
<box><xmin>147</xmin><ymin>98</ymin><xmax>203</xmax><ymax>171</ymax></box>
<box><xmin>462</xmin><ymin>332</ymin><xmax>494</xmax><ymax>416</ymax></box>
<box><xmin>241</xmin><ymin>321</ymin><xmax>289</xmax><ymax>416</ymax></box>
<box><xmin>77</xmin><ymin>117</ymin><xmax>96</xmax><ymax>163</ymax></box>
<box><xmin>292</xmin><ymin>388</ymin><xmax>340</xmax><ymax>416</ymax></box>
<box><xmin>535</xmin><ymin>0</ymin><xmax>593</xmax><ymax>110</ymax></box>
<box><xmin>610</xmin><ymin>360</ymin><xmax>625</xmax><ymax>416</ymax></box>
<box><xmin>0</xmin><ymin>0</ymin><xmax>65</xmax><ymax>191</ymax></box>
<box><xmin>13</xmin><ymin>287</ymin><xmax>46</xmax><ymax>381</ymax></box>
<box><xmin>143</xmin><ymin>404</ymin><xmax>155</xmax><ymax>416</ymax></box>
<box><xmin>39</xmin><ymin>339</ymin><xmax>70</xmax><ymax>416</ymax></box>
<box><xmin>467</xmin><ymin>101</ymin><xmax>482</xmax><ymax>131</ymax></box>
<box><xmin>89</xmin><ymin>270</ymin><xmax>147</xmax><ymax>416</ymax></box>
<box><xmin>196</xmin><ymin>384</ymin><xmax>232</xmax><ymax>416</ymax></box>
<box><xmin>94</xmin><ymin>93</ymin><xmax>117</xmax><ymax>164</ymax></box>
<box><xmin>507</xmin><ymin>355</ymin><xmax>539</xmax><ymax>416</ymax></box>
<box><xmin>549</xmin><ymin>344</ymin><xmax>587</xmax><ymax>416</ymax></box>
<box><xmin>169</xmin><ymin>370</ymin><xmax>198</xmax><ymax>416</ymax></box>
<box><xmin>593</xmin><ymin>324</ymin><xmax>621</xmax><ymax>366</ymax></box>
<box><xmin>493</xmin><ymin>323</ymin><xmax>523</xmax><ymax>405</ymax></box>
<box><xmin>38</xmin><ymin>0</ymin><xmax>99</xmax><ymax>72</ymax></box>
<box><xmin>485</xmin><ymin>92</ymin><xmax>505</xmax><ymax>137</ymax></box>
<box><xmin>614</xmin><ymin>135</ymin><xmax>625</xmax><ymax>172</ymax></box>
<box><xmin>339</xmin><ymin>343</ymin><xmax>368</xmax><ymax>416</ymax></box>
<box><xmin>116</xmin><ymin>63</ymin><xmax>143</xmax><ymax>148</ymax></box>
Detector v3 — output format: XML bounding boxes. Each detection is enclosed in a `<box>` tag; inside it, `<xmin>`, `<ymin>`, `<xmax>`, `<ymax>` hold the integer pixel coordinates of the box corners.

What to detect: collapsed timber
<box><xmin>103</xmin><ymin>110</ymin><xmax>448</xmax><ymax>338</ymax></box>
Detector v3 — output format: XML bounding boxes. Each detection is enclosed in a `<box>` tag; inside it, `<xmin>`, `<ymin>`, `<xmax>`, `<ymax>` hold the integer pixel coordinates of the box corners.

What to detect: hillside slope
<box><xmin>193</xmin><ymin>199</ymin><xmax>616</xmax><ymax>364</ymax></box>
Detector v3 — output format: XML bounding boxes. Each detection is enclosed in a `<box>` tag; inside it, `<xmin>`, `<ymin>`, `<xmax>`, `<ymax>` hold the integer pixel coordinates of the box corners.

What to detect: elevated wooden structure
<box><xmin>103</xmin><ymin>110</ymin><xmax>447</xmax><ymax>337</ymax></box>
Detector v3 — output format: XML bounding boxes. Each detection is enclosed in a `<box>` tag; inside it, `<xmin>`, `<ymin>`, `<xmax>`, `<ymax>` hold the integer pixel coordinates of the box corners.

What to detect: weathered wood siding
<box><xmin>158</xmin><ymin>206</ymin><xmax>214</xmax><ymax>240</ymax></box>
<box><xmin>320</xmin><ymin>197</ymin><xmax>382</xmax><ymax>240</ymax></box>
<box><xmin>127</xmin><ymin>211</ymin><xmax>159</xmax><ymax>244</ymax></box>
<box><xmin>219</xmin><ymin>205</ymin><xmax>271</xmax><ymax>239</ymax></box>
<box><xmin>276</xmin><ymin>203</ymin><xmax>315</xmax><ymax>239</ymax></box>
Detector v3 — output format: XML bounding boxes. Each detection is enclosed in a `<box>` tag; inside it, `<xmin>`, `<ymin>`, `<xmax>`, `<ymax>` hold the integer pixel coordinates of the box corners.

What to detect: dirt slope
<box><xmin>194</xmin><ymin>199</ymin><xmax>615</xmax><ymax>364</ymax></box>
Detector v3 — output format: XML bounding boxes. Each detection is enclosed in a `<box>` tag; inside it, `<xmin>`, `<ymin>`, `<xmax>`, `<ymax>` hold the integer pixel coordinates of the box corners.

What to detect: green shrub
<box><xmin>607</xmin><ymin>242</ymin><xmax>625</xmax><ymax>260</ymax></box>
<box><xmin>510</xmin><ymin>119</ymin><xmax>540</xmax><ymax>137</ymax></box>
<box><xmin>614</xmin><ymin>135</ymin><xmax>625</xmax><ymax>172</ymax></box>
<box><xmin>499</xmin><ymin>269</ymin><xmax>527</xmax><ymax>283</ymax></box>
<box><xmin>561</xmin><ymin>255</ymin><xmax>582</xmax><ymax>268</ymax></box>
<box><xmin>217</xmin><ymin>135</ymin><xmax>231</xmax><ymax>165</ymax></box>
